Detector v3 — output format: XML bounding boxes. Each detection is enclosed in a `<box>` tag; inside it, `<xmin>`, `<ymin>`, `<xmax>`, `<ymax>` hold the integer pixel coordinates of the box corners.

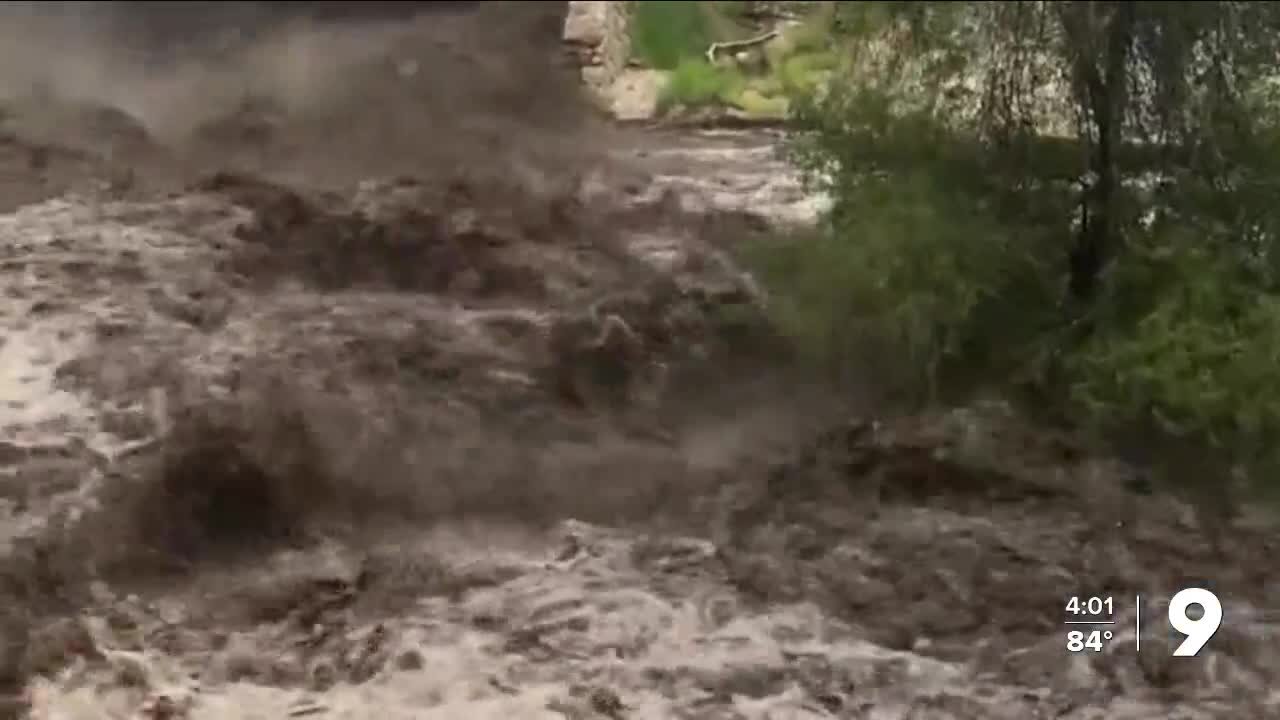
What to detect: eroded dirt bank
<box><xmin>0</xmin><ymin>3</ymin><xmax>1276</xmax><ymax>720</ymax></box>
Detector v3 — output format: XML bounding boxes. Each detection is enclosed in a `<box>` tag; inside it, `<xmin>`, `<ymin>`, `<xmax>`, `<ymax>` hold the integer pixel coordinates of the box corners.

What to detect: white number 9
<box><xmin>1168</xmin><ymin>588</ymin><xmax>1222</xmax><ymax>657</ymax></box>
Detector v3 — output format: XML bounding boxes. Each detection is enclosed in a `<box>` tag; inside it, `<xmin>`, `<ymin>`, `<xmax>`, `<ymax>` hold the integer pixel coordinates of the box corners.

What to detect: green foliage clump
<box><xmin>731</xmin><ymin>88</ymin><xmax>789</xmax><ymax>118</ymax></box>
<box><xmin>776</xmin><ymin>52</ymin><xmax>838</xmax><ymax>95</ymax></box>
<box><xmin>659</xmin><ymin>59</ymin><xmax>744</xmax><ymax>110</ymax></box>
<box><xmin>752</xmin><ymin>86</ymin><xmax>1061</xmax><ymax>401</ymax></box>
<box><xmin>747</xmin><ymin>1</ymin><xmax>1280</xmax><ymax>496</ymax></box>
<box><xmin>631</xmin><ymin>1</ymin><xmax>714</xmax><ymax>70</ymax></box>
<box><xmin>1067</xmin><ymin>235</ymin><xmax>1280</xmax><ymax>482</ymax></box>
<box><xmin>631</xmin><ymin>1</ymin><xmax>843</xmax><ymax>118</ymax></box>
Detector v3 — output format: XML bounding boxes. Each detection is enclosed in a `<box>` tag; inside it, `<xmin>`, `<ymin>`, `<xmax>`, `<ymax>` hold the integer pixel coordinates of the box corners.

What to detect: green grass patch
<box><xmin>659</xmin><ymin>58</ymin><xmax>745</xmax><ymax>110</ymax></box>
<box><xmin>778</xmin><ymin>52</ymin><xmax>839</xmax><ymax>95</ymax></box>
<box><xmin>747</xmin><ymin>74</ymin><xmax>786</xmax><ymax>97</ymax></box>
<box><xmin>730</xmin><ymin>89</ymin><xmax>790</xmax><ymax>118</ymax></box>
<box><xmin>653</xmin><ymin>45</ymin><xmax>833</xmax><ymax>117</ymax></box>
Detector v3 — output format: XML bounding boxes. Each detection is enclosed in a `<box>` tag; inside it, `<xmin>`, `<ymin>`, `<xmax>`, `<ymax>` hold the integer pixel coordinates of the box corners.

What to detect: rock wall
<box><xmin>562</xmin><ymin>1</ymin><xmax>638</xmax><ymax>114</ymax></box>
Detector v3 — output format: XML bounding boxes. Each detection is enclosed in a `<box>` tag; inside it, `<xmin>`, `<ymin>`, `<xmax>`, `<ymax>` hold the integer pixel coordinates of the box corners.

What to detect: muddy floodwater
<box><xmin>0</xmin><ymin>3</ymin><xmax>1275</xmax><ymax>719</ymax></box>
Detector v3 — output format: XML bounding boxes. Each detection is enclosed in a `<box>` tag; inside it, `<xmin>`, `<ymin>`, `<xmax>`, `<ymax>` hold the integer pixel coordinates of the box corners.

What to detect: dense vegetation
<box><xmin>630</xmin><ymin>1</ymin><xmax>839</xmax><ymax>116</ymax></box>
<box><xmin>630</xmin><ymin>1</ymin><xmax>720</xmax><ymax>70</ymax></box>
<box><xmin>743</xmin><ymin>1</ymin><xmax>1280</xmax><ymax>499</ymax></box>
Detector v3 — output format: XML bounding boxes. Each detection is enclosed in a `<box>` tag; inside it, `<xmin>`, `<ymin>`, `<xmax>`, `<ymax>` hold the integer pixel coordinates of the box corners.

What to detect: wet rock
<box><xmin>393</xmin><ymin>649</ymin><xmax>424</xmax><ymax>672</ymax></box>
<box><xmin>607</xmin><ymin>70</ymin><xmax>662</xmax><ymax>122</ymax></box>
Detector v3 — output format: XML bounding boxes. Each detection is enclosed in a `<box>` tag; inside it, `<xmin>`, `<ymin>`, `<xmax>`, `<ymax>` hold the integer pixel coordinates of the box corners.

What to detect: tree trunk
<box><xmin>1064</xmin><ymin>1</ymin><xmax>1136</xmax><ymax>303</ymax></box>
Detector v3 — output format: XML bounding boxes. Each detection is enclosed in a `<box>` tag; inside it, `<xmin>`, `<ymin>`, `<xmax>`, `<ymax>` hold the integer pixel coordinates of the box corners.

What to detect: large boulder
<box><xmin>562</xmin><ymin>1</ymin><xmax>609</xmax><ymax>47</ymax></box>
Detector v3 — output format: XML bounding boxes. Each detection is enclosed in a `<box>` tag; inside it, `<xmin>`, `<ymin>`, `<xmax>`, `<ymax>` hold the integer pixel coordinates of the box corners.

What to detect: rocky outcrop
<box><xmin>562</xmin><ymin>1</ymin><xmax>662</xmax><ymax>121</ymax></box>
<box><xmin>562</xmin><ymin>1</ymin><xmax>633</xmax><ymax>103</ymax></box>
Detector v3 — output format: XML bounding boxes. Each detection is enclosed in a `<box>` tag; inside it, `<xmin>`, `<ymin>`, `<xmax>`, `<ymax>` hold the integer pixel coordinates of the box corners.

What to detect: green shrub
<box><xmin>660</xmin><ymin>59</ymin><xmax>742</xmax><ymax>109</ymax></box>
<box><xmin>746</xmin><ymin>0</ymin><xmax>1280</xmax><ymax>504</ymax></box>
<box><xmin>632</xmin><ymin>1</ymin><xmax>714</xmax><ymax>70</ymax></box>
<box><xmin>753</xmin><ymin>69</ymin><xmax>1280</xmax><ymax>498</ymax></box>
<box><xmin>744</xmin><ymin>86</ymin><xmax>1063</xmax><ymax>402</ymax></box>
<box><xmin>745</xmin><ymin>176</ymin><xmax>1053</xmax><ymax>402</ymax></box>
<box><xmin>1066</xmin><ymin>237</ymin><xmax>1280</xmax><ymax>488</ymax></box>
